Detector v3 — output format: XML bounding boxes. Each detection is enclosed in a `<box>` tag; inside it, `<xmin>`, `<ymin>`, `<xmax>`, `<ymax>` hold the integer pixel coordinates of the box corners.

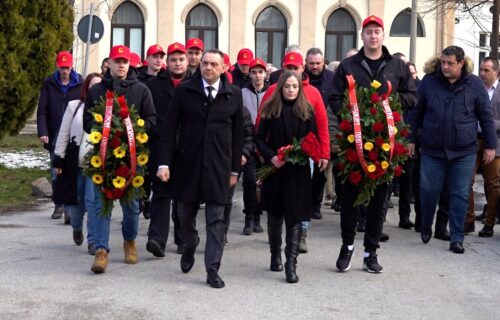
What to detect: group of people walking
<box><xmin>36</xmin><ymin>14</ymin><xmax>500</xmax><ymax>288</ymax></box>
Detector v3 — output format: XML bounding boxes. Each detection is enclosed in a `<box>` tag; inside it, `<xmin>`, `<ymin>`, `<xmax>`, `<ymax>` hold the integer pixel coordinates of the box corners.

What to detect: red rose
<box><xmin>110</xmin><ymin>137</ymin><xmax>122</xmax><ymax>149</ymax></box>
<box><xmin>346</xmin><ymin>149</ymin><xmax>358</xmax><ymax>163</ymax></box>
<box><xmin>339</xmin><ymin>120</ymin><xmax>352</xmax><ymax>132</ymax></box>
<box><xmin>375</xmin><ymin>136</ymin><xmax>385</xmax><ymax>147</ymax></box>
<box><xmin>368</xmin><ymin>149</ymin><xmax>379</xmax><ymax>161</ymax></box>
<box><xmin>392</xmin><ymin>111</ymin><xmax>401</xmax><ymax>122</ymax></box>
<box><xmin>335</xmin><ymin>133</ymin><xmax>342</xmax><ymax>139</ymax></box>
<box><xmin>301</xmin><ymin>132</ymin><xmax>321</xmax><ymax>162</ymax></box>
<box><xmin>370</xmin><ymin>94</ymin><xmax>380</xmax><ymax>104</ymax></box>
<box><xmin>120</xmin><ymin>108</ymin><xmax>129</xmax><ymax>119</ymax></box>
<box><xmin>372</xmin><ymin>122</ymin><xmax>385</xmax><ymax>132</ymax></box>
<box><xmin>394</xmin><ymin>166</ymin><xmax>403</xmax><ymax>177</ymax></box>
<box><xmin>349</xmin><ymin>171</ymin><xmax>363</xmax><ymax>185</ymax></box>
<box><xmin>336</xmin><ymin>162</ymin><xmax>345</xmax><ymax>171</ymax></box>
<box><xmin>400</xmin><ymin>128</ymin><xmax>410</xmax><ymax>137</ymax></box>
<box><xmin>103</xmin><ymin>187</ymin><xmax>125</xmax><ymax>199</ymax></box>
<box><xmin>115</xmin><ymin>165</ymin><xmax>130</xmax><ymax>178</ymax></box>
<box><xmin>115</xmin><ymin>130</ymin><xmax>123</xmax><ymax>138</ymax></box>
<box><xmin>394</xmin><ymin>143</ymin><xmax>407</xmax><ymax>156</ymax></box>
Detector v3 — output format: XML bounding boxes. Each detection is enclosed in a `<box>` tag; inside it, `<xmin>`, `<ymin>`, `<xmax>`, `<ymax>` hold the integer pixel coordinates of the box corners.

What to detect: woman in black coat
<box><xmin>255</xmin><ymin>71</ymin><xmax>317</xmax><ymax>283</ymax></box>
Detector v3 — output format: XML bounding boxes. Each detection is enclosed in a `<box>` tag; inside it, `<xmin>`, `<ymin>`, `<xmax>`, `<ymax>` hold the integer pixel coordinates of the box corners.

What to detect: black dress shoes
<box><xmin>206</xmin><ymin>272</ymin><xmax>225</xmax><ymax>288</ymax></box>
<box><xmin>311</xmin><ymin>209</ymin><xmax>322</xmax><ymax>219</ymax></box>
<box><xmin>332</xmin><ymin>202</ymin><xmax>341</xmax><ymax>212</ymax></box>
<box><xmin>463</xmin><ymin>222</ymin><xmax>475</xmax><ymax>234</ymax></box>
<box><xmin>421</xmin><ymin>229</ymin><xmax>432</xmax><ymax>243</ymax></box>
<box><xmin>180</xmin><ymin>238</ymin><xmax>199</xmax><ymax>273</ymax></box>
<box><xmin>434</xmin><ymin>230</ymin><xmax>450</xmax><ymax>241</ymax></box>
<box><xmin>478</xmin><ymin>225</ymin><xmax>494</xmax><ymax>237</ymax></box>
<box><xmin>146</xmin><ymin>239</ymin><xmax>165</xmax><ymax>257</ymax></box>
<box><xmin>449</xmin><ymin>241</ymin><xmax>465</xmax><ymax>254</ymax></box>
<box><xmin>398</xmin><ymin>217</ymin><xmax>415</xmax><ymax>229</ymax></box>
<box><xmin>379</xmin><ymin>232</ymin><xmax>389</xmax><ymax>242</ymax></box>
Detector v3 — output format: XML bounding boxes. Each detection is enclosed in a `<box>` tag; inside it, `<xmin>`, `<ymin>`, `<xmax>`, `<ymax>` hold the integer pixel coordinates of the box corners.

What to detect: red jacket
<box><xmin>257</xmin><ymin>75</ymin><xmax>330</xmax><ymax>160</ymax></box>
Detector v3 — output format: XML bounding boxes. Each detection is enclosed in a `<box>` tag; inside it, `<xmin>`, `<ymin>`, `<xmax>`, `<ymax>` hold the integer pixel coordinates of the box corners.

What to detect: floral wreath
<box><xmin>84</xmin><ymin>91</ymin><xmax>149</xmax><ymax>216</ymax></box>
<box><xmin>334</xmin><ymin>76</ymin><xmax>410</xmax><ymax>206</ymax></box>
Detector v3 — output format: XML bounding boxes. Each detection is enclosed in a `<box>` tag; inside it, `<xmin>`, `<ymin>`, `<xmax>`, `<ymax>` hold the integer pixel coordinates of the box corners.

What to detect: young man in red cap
<box><xmin>186</xmin><ymin>38</ymin><xmax>204</xmax><ymax>75</ymax></box>
<box><xmin>138</xmin><ymin>44</ymin><xmax>166</xmax><ymax>83</ymax></box>
<box><xmin>231</xmin><ymin>48</ymin><xmax>254</xmax><ymax>89</ymax></box>
<box><xmin>257</xmin><ymin>51</ymin><xmax>330</xmax><ymax>260</ymax></box>
<box><xmin>83</xmin><ymin>45</ymin><xmax>157</xmax><ymax>274</ymax></box>
<box><xmin>37</xmin><ymin>50</ymin><xmax>83</xmax><ymax>221</ymax></box>
<box><xmin>145</xmin><ymin>42</ymin><xmax>192</xmax><ymax>257</ymax></box>
<box><xmin>330</xmin><ymin>15</ymin><xmax>416</xmax><ymax>273</ymax></box>
<box><xmin>240</xmin><ymin>58</ymin><xmax>269</xmax><ymax>235</ymax></box>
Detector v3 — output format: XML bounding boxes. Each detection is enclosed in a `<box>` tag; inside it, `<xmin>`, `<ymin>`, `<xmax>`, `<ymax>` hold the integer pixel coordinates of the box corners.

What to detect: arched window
<box><xmin>390</xmin><ymin>8</ymin><xmax>425</xmax><ymax>37</ymax></box>
<box><xmin>325</xmin><ymin>9</ymin><xmax>357</xmax><ymax>62</ymax></box>
<box><xmin>255</xmin><ymin>6</ymin><xmax>287</xmax><ymax>67</ymax></box>
<box><xmin>111</xmin><ymin>1</ymin><xmax>145</xmax><ymax>58</ymax></box>
<box><xmin>186</xmin><ymin>4</ymin><xmax>218</xmax><ymax>50</ymax></box>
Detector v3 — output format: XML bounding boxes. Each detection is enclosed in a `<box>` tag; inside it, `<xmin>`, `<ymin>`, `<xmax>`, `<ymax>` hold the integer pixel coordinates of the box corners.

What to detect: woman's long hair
<box><xmin>80</xmin><ymin>72</ymin><xmax>103</xmax><ymax>102</ymax></box>
<box><xmin>260</xmin><ymin>70</ymin><xmax>312</xmax><ymax>121</ymax></box>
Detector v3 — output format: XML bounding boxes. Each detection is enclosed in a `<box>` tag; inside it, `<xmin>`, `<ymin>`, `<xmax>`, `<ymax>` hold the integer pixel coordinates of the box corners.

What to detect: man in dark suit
<box><xmin>157</xmin><ymin>49</ymin><xmax>244</xmax><ymax>288</ymax></box>
<box><xmin>464</xmin><ymin>56</ymin><xmax>500</xmax><ymax>237</ymax></box>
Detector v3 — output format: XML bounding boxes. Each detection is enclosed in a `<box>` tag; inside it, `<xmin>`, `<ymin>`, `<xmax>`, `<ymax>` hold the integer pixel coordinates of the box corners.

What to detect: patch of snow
<box><xmin>0</xmin><ymin>151</ymin><xmax>50</xmax><ymax>169</ymax></box>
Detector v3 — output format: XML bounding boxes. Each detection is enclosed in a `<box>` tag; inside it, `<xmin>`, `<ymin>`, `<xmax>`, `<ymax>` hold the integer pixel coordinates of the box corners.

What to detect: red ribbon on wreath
<box><xmin>100</xmin><ymin>90</ymin><xmax>137</xmax><ymax>199</ymax></box>
<box><xmin>380</xmin><ymin>82</ymin><xmax>395</xmax><ymax>162</ymax></box>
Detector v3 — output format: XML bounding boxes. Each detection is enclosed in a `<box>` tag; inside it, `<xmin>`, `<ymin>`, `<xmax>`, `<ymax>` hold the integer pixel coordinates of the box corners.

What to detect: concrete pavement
<box><xmin>0</xmin><ymin>186</ymin><xmax>500</xmax><ymax>320</ymax></box>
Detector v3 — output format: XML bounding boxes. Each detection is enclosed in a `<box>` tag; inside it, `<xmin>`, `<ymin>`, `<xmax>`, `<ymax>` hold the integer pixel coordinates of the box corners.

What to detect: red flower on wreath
<box><xmin>372</xmin><ymin>122</ymin><xmax>385</xmax><ymax>132</ymax></box>
<box><xmin>115</xmin><ymin>165</ymin><xmax>130</xmax><ymax>178</ymax></box>
<box><xmin>301</xmin><ymin>132</ymin><xmax>321</xmax><ymax>162</ymax></box>
<box><xmin>349</xmin><ymin>171</ymin><xmax>363</xmax><ymax>185</ymax></box>
<box><xmin>110</xmin><ymin>137</ymin><xmax>122</xmax><ymax>149</ymax></box>
<box><xmin>392</xmin><ymin>111</ymin><xmax>401</xmax><ymax>122</ymax></box>
<box><xmin>339</xmin><ymin>120</ymin><xmax>352</xmax><ymax>132</ymax></box>
<box><xmin>368</xmin><ymin>149</ymin><xmax>379</xmax><ymax>161</ymax></box>
<box><xmin>336</xmin><ymin>162</ymin><xmax>345</xmax><ymax>171</ymax></box>
<box><xmin>400</xmin><ymin>128</ymin><xmax>410</xmax><ymax>137</ymax></box>
<box><xmin>370</xmin><ymin>94</ymin><xmax>380</xmax><ymax>104</ymax></box>
<box><xmin>115</xmin><ymin>130</ymin><xmax>123</xmax><ymax>138</ymax></box>
<box><xmin>345</xmin><ymin>149</ymin><xmax>358</xmax><ymax>163</ymax></box>
<box><xmin>103</xmin><ymin>187</ymin><xmax>125</xmax><ymax>200</ymax></box>
<box><xmin>394</xmin><ymin>165</ymin><xmax>403</xmax><ymax>177</ymax></box>
<box><xmin>375</xmin><ymin>136</ymin><xmax>385</xmax><ymax>147</ymax></box>
<box><xmin>394</xmin><ymin>143</ymin><xmax>407</xmax><ymax>156</ymax></box>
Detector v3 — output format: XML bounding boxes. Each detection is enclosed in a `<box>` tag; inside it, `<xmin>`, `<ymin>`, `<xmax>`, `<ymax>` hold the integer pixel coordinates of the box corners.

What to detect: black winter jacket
<box><xmin>306</xmin><ymin>67</ymin><xmax>336</xmax><ymax>109</ymax></box>
<box><xmin>83</xmin><ymin>68</ymin><xmax>156</xmax><ymax>134</ymax></box>
<box><xmin>231</xmin><ymin>64</ymin><xmax>251</xmax><ymax>89</ymax></box>
<box><xmin>241</xmin><ymin>107</ymin><xmax>255</xmax><ymax>159</ymax></box>
<box><xmin>330</xmin><ymin>46</ymin><xmax>417</xmax><ymax>115</ymax></box>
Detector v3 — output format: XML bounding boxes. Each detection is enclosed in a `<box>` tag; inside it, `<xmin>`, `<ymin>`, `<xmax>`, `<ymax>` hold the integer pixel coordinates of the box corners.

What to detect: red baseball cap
<box><xmin>130</xmin><ymin>52</ymin><xmax>142</xmax><ymax>67</ymax></box>
<box><xmin>147</xmin><ymin>44</ymin><xmax>166</xmax><ymax>56</ymax></box>
<box><xmin>223</xmin><ymin>53</ymin><xmax>231</xmax><ymax>67</ymax></box>
<box><xmin>186</xmin><ymin>38</ymin><xmax>204</xmax><ymax>50</ymax></box>
<box><xmin>237</xmin><ymin>48</ymin><xmax>254</xmax><ymax>65</ymax></box>
<box><xmin>167</xmin><ymin>42</ymin><xmax>187</xmax><ymax>55</ymax></box>
<box><xmin>282</xmin><ymin>52</ymin><xmax>303</xmax><ymax>67</ymax></box>
<box><xmin>143</xmin><ymin>59</ymin><xmax>148</xmax><ymax>66</ymax></box>
<box><xmin>56</xmin><ymin>51</ymin><xmax>73</xmax><ymax>68</ymax></box>
<box><xmin>249</xmin><ymin>58</ymin><xmax>266</xmax><ymax>70</ymax></box>
<box><xmin>362</xmin><ymin>15</ymin><xmax>384</xmax><ymax>29</ymax></box>
<box><xmin>109</xmin><ymin>45</ymin><xmax>131</xmax><ymax>61</ymax></box>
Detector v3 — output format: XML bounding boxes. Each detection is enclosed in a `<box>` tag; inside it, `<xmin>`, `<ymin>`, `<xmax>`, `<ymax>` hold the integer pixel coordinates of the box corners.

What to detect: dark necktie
<box><xmin>207</xmin><ymin>86</ymin><xmax>214</xmax><ymax>104</ymax></box>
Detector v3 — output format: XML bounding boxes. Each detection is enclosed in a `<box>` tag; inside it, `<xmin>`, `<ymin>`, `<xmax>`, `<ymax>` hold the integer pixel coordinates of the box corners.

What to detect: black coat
<box><xmin>231</xmin><ymin>65</ymin><xmax>251</xmax><ymax>89</ymax></box>
<box><xmin>37</xmin><ymin>71</ymin><xmax>83</xmax><ymax>151</ymax></box>
<box><xmin>158</xmin><ymin>73</ymin><xmax>244</xmax><ymax>204</ymax></box>
<box><xmin>255</xmin><ymin>102</ymin><xmax>316</xmax><ymax>224</ymax></box>
<box><xmin>306</xmin><ymin>67</ymin><xmax>336</xmax><ymax>109</ymax></box>
<box><xmin>83</xmin><ymin>68</ymin><xmax>157</xmax><ymax>134</ymax></box>
<box><xmin>330</xmin><ymin>46</ymin><xmax>417</xmax><ymax>115</ymax></box>
<box><xmin>241</xmin><ymin>107</ymin><xmax>255</xmax><ymax>160</ymax></box>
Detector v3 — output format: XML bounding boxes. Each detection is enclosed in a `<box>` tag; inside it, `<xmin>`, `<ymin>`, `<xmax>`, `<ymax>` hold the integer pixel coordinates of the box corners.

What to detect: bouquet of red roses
<box><xmin>256</xmin><ymin>132</ymin><xmax>320</xmax><ymax>181</ymax></box>
<box><xmin>83</xmin><ymin>91</ymin><xmax>149</xmax><ymax>216</ymax></box>
<box><xmin>334</xmin><ymin>76</ymin><xmax>410</xmax><ymax>206</ymax></box>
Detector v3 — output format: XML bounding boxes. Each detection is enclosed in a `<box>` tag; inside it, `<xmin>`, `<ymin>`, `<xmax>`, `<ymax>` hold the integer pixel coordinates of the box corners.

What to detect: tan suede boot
<box><xmin>124</xmin><ymin>240</ymin><xmax>138</xmax><ymax>264</ymax></box>
<box><xmin>91</xmin><ymin>248</ymin><xmax>108</xmax><ymax>273</ymax></box>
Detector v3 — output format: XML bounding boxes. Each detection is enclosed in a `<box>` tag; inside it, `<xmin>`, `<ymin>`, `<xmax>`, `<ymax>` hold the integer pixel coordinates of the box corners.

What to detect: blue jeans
<box><xmin>419</xmin><ymin>153</ymin><xmax>475</xmax><ymax>243</ymax></box>
<box><xmin>88</xmin><ymin>179</ymin><xmax>140</xmax><ymax>251</ymax></box>
<box><xmin>64</xmin><ymin>171</ymin><xmax>95</xmax><ymax>244</ymax></box>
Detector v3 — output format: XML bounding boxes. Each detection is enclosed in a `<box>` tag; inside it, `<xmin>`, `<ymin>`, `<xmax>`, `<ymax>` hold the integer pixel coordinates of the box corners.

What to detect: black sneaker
<box><xmin>363</xmin><ymin>253</ymin><xmax>383</xmax><ymax>273</ymax></box>
<box><xmin>51</xmin><ymin>205</ymin><xmax>64</xmax><ymax>219</ymax></box>
<box><xmin>336</xmin><ymin>245</ymin><xmax>354</xmax><ymax>272</ymax></box>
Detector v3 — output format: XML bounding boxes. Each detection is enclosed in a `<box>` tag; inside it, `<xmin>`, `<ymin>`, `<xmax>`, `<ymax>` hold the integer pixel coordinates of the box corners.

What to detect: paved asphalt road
<box><xmin>1</xmin><ymin>183</ymin><xmax>500</xmax><ymax>320</ymax></box>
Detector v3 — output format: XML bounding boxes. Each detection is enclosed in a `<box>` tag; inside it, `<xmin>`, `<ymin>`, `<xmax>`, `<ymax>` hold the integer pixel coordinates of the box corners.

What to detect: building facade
<box><xmin>72</xmin><ymin>0</ymin><xmax>454</xmax><ymax>75</ymax></box>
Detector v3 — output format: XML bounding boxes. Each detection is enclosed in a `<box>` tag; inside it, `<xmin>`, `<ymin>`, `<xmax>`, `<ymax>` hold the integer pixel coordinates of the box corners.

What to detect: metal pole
<box><xmin>82</xmin><ymin>2</ymin><xmax>94</xmax><ymax>77</ymax></box>
<box><xmin>409</xmin><ymin>0</ymin><xmax>417</xmax><ymax>63</ymax></box>
<box><xmin>492</xmin><ymin>0</ymin><xmax>500</xmax><ymax>59</ymax></box>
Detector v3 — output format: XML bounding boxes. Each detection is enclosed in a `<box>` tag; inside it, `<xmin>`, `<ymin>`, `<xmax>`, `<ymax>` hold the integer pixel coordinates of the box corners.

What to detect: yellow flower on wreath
<box><xmin>93</xmin><ymin>113</ymin><xmax>103</xmax><ymax>123</ymax></box>
<box><xmin>112</xmin><ymin>176</ymin><xmax>126</xmax><ymax>189</ymax></box>
<box><xmin>371</xmin><ymin>80</ymin><xmax>382</xmax><ymax>89</ymax></box>
<box><xmin>90</xmin><ymin>155</ymin><xmax>102</xmax><ymax>168</ymax></box>
<box><xmin>137</xmin><ymin>154</ymin><xmax>149</xmax><ymax>166</ymax></box>
<box><xmin>382</xmin><ymin>143</ymin><xmax>391</xmax><ymax>152</ymax></box>
<box><xmin>367</xmin><ymin>164</ymin><xmax>376</xmax><ymax>173</ymax></box>
<box><xmin>137</xmin><ymin>119</ymin><xmax>145</xmax><ymax>127</ymax></box>
<box><xmin>393</xmin><ymin>127</ymin><xmax>398</xmax><ymax>135</ymax></box>
<box><xmin>347</xmin><ymin>134</ymin><xmax>355</xmax><ymax>143</ymax></box>
<box><xmin>89</xmin><ymin>131</ymin><xmax>102</xmax><ymax>144</ymax></box>
<box><xmin>92</xmin><ymin>174</ymin><xmax>103</xmax><ymax>184</ymax></box>
<box><xmin>364</xmin><ymin>142</ymin><xmax>374</xmax><ymax>151</ymax></box>
<box><xmin>132</xmin><ymin>176</ymin><xmax>144</xmax><ymax>187</ymax></box>
<box><xmin>136</xmin><ymin>133</ymin><xmax>148</xmax><ymax>144</ymax></box>
<box><xmin>381</xmin><ymin>161</ymin><xmax>389</xmax><ymax>170</ymax></box>
<box><xmin>113</xmin><ymin>146</ymin><xmax>126</xmax><ymax>159</ymax></box>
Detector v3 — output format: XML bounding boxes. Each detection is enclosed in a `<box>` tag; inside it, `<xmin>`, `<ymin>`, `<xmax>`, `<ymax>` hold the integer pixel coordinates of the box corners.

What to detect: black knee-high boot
<box><xmin>285</xmin><ymin>223</ymin><xmax>300</xmax><ymax>283</ymax></box>
<box><xmin>267</xmin><ymin>214</ymin><xmax>283</xmax><ymax>271</ymax></box>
